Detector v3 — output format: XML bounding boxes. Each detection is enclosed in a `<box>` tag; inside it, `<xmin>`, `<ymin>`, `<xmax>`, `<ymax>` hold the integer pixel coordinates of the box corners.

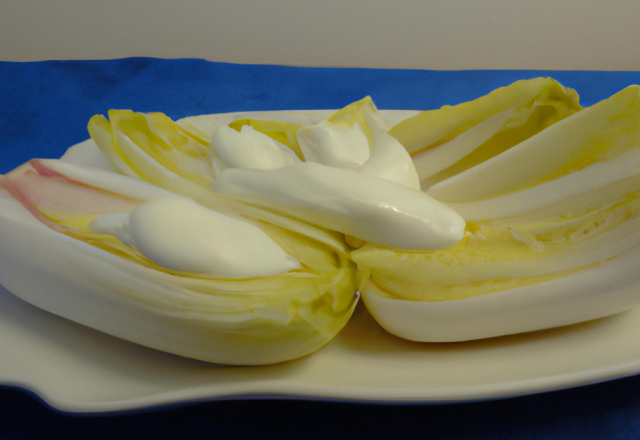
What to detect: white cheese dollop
<box><xmin>296</xmin><ymin>114</ymin><xmax>420</xmax><ymax>189</ymax></box>
<box><xmin>208</xmin><ymin>125</ymin><xmax>296</xmax><ymax>174</ymax></box>
<box><xmin>297</xmin><ymin>121</ymin><xmax>370</xmax><ymax>171</ymax></box>
<box><xmin>89</xmin><ymin>197</ymin><xmax>300</xmax><ymax>278</ymax></box>
<box><xmin>360</xmin><ymin>112</ymin><xmax>420</xmax><ymax>190</ymax></box>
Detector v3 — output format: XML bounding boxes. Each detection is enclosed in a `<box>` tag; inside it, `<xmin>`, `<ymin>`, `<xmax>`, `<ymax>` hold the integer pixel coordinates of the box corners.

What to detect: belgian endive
<box><xmin>0</xmin><ymin>118</ymin><xmax>358</xmax><ymax>365</ymax></box>
<box><xmin>356</xmin><ymin>82</ymin><xmax>640</xmax><ymax>342</ymax></box>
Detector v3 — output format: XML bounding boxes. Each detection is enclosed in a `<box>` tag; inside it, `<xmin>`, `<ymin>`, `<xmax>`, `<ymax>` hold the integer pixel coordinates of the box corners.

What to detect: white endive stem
<box><xmin>210</xmin><ymin>162</ymin><xmax>465</xmax><ymax>251</ymax></box>
<box><xmin>413</xmin><ymin>107</ymin><xmax>514</xmax><ymax>186</ymax></box>
<box><xmin>427</xmin><ymin>86</ymin><xmax>640</xmax><ymax>202</ymax></box>
<box><xmin>446</xmin><ymin>148</ymin><xmax>640</xmax><ymax>221</ymax></box>
<box><xmin>35</xmin><ymin>159</ymin><xmax>176</xmax><ymax>201</ymax></box>
<box><xmin>362</xmin><ymin>236</ymin><xmax>640</xmax><ymax>342</ymax></box>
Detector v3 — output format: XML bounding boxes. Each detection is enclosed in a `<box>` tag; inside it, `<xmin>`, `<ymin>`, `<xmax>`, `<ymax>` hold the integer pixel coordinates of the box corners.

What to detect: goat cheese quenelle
<box><xmin>1</xmin><ymin>77</ymin><xmax>640</xmax><ymax>365</ymax></box>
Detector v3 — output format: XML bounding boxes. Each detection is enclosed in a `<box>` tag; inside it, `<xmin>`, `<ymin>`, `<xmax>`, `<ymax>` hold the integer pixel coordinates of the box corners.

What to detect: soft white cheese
<box><xmin>89</xmin><ymin>197</ymin><xmax>300</xmax><ymax>278</ymax></box>
<box><xmin>297</xmin><ymin>121</ymin><xmax>371</xmax><ymax>171</ymax></box>
<box><xmin>208</xmin><ymin>125</ymin><xmax>296</xmax><ymax>173</ymax></box>
<box><xmin>360</xmin><ymin>112</ymin><xmax>420</xmax><ymax>190</ymax></box>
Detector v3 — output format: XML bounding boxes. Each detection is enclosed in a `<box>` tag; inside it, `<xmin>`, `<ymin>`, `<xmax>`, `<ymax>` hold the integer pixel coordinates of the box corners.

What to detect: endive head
<box><xmin>1</xmin><ymin>156</ymin><xmax>359</xmax><ymax>365</ymax></box>
<box><xmin>354</xmin><ymin>82</ymin><xmax>640</xmax><ymax>342</ymax></box>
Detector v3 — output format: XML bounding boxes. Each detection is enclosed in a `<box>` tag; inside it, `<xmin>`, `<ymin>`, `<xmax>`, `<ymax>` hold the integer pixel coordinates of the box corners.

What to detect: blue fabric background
<box><xmin>2</xmin><ymin>58</ymin><xmax>640</xmax><ymax>439</ymax></box>
<box><xmin>2</xmin><ymin>58</ymin><xmax>640</xmax><ymax>173</ymax></box>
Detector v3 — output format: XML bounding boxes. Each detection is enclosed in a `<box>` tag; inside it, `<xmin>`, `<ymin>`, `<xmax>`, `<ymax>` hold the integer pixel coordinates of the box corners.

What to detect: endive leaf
<box><xmin>391</xmin><ymin>78</ymin><xmax>582</xmax><ymax>188</ymax></box>
<box><xmin>326</xmin><ymin>96</ymin><xmax>378</xmax><ymax>145</ymax></box>
<box><xmin>88</xmin><ymin>110</ymin><xmax>214</xmax><ymax>197</ymax></box>
<box><xmin>428</xmin><ymin>85</ymin><xmax>640</xmax><ymax>202</ymax></box>
<box><xmin>86</xmin><ymin>114</ymin><xmax>139</xmax><ymax>178</ymax></box>
<box><xmin>410</xmin><ymin>107</ymin><xmax>514</xmax><ymax>184</ymax></box>
<box><xmin>445</xmin><ymin>148</ymin><xmax>640</xmax><ymax>221</ymax></box>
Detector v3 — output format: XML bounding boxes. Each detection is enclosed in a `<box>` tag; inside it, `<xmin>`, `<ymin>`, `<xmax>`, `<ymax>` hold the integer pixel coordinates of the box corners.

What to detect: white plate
<box><xmin>3</xmin><ymin>109</ymin><xmax>640</xmax><ymax>413</ymax></box>
<box><xmin>3</xmin><ymin>283</ymin><xmax>640</xmax><ymax>413</ymax></box>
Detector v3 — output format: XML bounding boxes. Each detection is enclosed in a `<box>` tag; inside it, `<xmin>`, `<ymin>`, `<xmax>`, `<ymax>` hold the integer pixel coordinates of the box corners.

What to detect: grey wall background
<box><xmin>2</xmin><ymin>0</ymin><xmax>640</xmax><ymax>69</ymax></box>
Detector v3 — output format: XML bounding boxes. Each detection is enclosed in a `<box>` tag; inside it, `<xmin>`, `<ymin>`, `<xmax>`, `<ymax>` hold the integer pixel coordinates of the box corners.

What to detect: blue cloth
<box><xmin>2</xmin><ymin>58</ymin><xmax>640</xmax><ymax>439</ymax></box>
<box><xmin>2</xmin><ymin>58</ymin><xmax>640</xmax><ymax>173</ymax></box>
